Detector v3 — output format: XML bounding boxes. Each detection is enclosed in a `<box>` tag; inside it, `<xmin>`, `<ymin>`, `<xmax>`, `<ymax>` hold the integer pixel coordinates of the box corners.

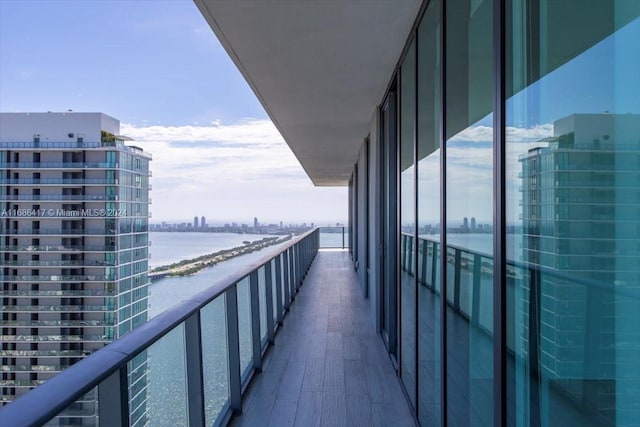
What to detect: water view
<box><xmin>145</xmin><ymin>231</ymin><xmax>292</xmax><ymax>426</ymax></box>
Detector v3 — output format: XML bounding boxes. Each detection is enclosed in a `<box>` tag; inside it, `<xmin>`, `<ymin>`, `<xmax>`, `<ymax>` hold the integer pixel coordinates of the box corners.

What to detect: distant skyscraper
<box><xmin>201</xmin><ymin>216</ymin><xmax>206</xmax><ymax>228</ymax></box>
<box><xmin>194</xmin><ymin>215</ymin><xmax>199</xmax><ymax>228</ymax></box>
<box><xmin>462</xmin><ymin>217</ymin><xmax>468</xmax><ymax>229</ymax></box>
<box><xmin>254</xmin><ymin>217</ymin><xmax>259</xmax><ymax>228</ymax></box>
<box><xmin>470</xmin><ymin>217</ymin><xmax>476</xmax><ymax>230</ymax></box>
<box><xmin>0</xmin><ymin>112</ymin><xmax>152</xmax><ymax>425</ymax></box>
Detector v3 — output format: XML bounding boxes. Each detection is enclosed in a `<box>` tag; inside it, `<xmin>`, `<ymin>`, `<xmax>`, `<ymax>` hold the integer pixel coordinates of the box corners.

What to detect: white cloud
<box><xmin>449</xmin><ymin>123</ymin><xmax>553</xmax><ymax>143</ymax></box>
<box><xmin>120</xmin><ymin>119</ymin><xmax>347</xmax><ymax>224</ymax></box>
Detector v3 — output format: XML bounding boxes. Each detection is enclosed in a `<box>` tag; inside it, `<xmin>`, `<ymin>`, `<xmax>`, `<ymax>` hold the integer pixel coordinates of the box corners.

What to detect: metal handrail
<box><xmin>0</xmin><ymin>228</ymin><xmax>319</xmax><ymax>427</ymax></box>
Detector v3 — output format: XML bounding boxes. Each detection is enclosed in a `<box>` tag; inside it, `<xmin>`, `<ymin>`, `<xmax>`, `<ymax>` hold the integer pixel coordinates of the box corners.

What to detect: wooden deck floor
<box><xmin>230</xmin><ymin>250</ymin><xmax>415</xmax><ymax>427</ymax></box>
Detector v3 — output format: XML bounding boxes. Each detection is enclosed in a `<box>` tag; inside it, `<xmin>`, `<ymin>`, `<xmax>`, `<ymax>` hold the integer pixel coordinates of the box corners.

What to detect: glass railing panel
<box><xmin>258</xmin><ymin>266</ymin><xmax>268</xmax><ymax>347</ymax></box>
<box><xmin>201</xmin><ymin>295</ymin><xmax>230</xmax><ymax>427</ymax></box>
<box><xmin>434</xmin><ymin>242</ymin><xmax>441</xmax><ymax>293</ymax></box>
<box><xmin>280</xmin><ymin>256</ymin><xmax>286</xmax><ymax>308</ymax></box>
<box><xmin>319</xmin><ymin>227</ymin><xmax>345</xmax><ymax>248</ymax></box>
<box><xmin>458</xmin><ymin>251</ymin><xmax>474</xmax><ymax>318</ymax></box>
<box><xmin>236</xmin><ymin>277</ymin><xmax>253</xmax><ymax>381</ymax></box>
<box><xmin>144</xmin><ymin>324</ymin><xmax>188</xmax><ymax>426</ymax></box>
<box><xmin>479</xmin><ymin>256</ymin><xmax>495</xmax><ymax>333</ymax></box>
<box><xmin>507</xmin><ymin>263</ymin><xmax>527</xmax><ymax>354</ymax></box>
<box><xmin>43</xmin><ymin>389</ymin><xmax>98</xmax><ymax>426</ymax></box>
<box><xmin>446</xmin><ymin>247</ymin><xmax>456</xmax><ymax>305</ymax></box>
<box><xmin>424</xmin><ymin>240</ymin><xmax>434</xmax><ymax>288</ymax></box>
<box><xmin>417</xmin><ymin>238</ymin><xmax>426</xmax><ymax>286</ymax></box>
<box><xmin>270</xmin><ymin>259</ymin><xmax>278</xmax><ymax>324</ymax></box>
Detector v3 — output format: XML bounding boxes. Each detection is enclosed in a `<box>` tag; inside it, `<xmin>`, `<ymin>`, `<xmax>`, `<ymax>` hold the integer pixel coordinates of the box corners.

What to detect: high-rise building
<box><xmin>0</xmin><ymin>112</ymin><xmax>152</xmax><ymax>425</ymax></box>
<box><xmin>201</xmin><ymin>216</ymin><xmax>206</xmax><ymax>228</ymax></box>
<box><xmin>253</xmin><ymin>217</ymin><xmax>258</xmax><ymax>229</ymax></box>
<box><xmin>193</xmin><ymin>215</ymin><xmax>199</xmax><ymax>228</ymax></box>
<box><xmin>520</xmin><ymin>113</ymin><xmax>640</xmax><ymax>411</ymax></box>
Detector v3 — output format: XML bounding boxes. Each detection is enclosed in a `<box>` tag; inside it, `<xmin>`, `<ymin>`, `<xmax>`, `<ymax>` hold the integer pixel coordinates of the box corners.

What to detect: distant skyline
<box><xmin>0</xmin><ymin>0</ymin><xmax>347</xmax><ymax>223</ymax></box>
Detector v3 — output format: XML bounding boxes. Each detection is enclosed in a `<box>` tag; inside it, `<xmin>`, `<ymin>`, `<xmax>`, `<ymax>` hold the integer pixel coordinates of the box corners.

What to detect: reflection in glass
<box><xmin>201</xmin><ymin>296</ymin><xmax>229</xmax><ymax>426</ymax></box>
<box><xmin>145</xmin><ymin>325</ymin><xmax>188</xmax><ymax>426</ymax></box>
<box><xmin>506</xmin><ymin>4</ymin><xmax>640</xmax><ymax>425</ymax></box>
<box><xmin>258</xmin><ymin>266</ymin><xmax>268</xmax><ymax>346</ymax></box>
<box><xmin>400</xmin><ymin>39</ymin><xmax>417</xmax><ymax>407</ymax></box>
<box><xmin>417</xmin><ymin>0</ymin><xmax>442</xmax><ymax>423</ymax></box>
<box><xmin>445</xmin><ymin>0</ymin><xmax>494</xmax><ymax>425</ymax></box>
<box><xmin>236</xmin><ymin>277</ymin><xmax>253</xmax><ymax>381</ymax></box>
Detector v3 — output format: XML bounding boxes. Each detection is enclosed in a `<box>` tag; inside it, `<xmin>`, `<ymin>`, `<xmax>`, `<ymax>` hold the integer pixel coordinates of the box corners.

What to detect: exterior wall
<box><xmin>0</xmin><ymin>112</ymin><xmax>118</xmax><ymax>143</ymax></box>
<box><xmin>356</xmin><ymin>141</ymin><xmax>368</xmax><ymax>296</ymax></box>
<box><xmin>367</xmin><ymin>109</ymin><xmax>381</xmax><ymax>330</ymax></box>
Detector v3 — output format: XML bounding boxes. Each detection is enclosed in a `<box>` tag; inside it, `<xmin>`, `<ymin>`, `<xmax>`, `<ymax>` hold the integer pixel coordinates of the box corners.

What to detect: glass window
<box><xmin>445</xmin><ymin>0</ymin><xmax>494</xmax><ymax>425</ymax></box>
<box><xmin>506</xmin><ymin>2</ymin><xmax>640</xmax><ymax>425</ymax></box>
<box><xmin>400</xmin><ymin>39</ymin><xmax>417</xmax><ymax>407</ymax></box>
<box><xmin>417</xmin><ymin>0</ymin><xmax>442</xmax><ymax>424</ymax></box>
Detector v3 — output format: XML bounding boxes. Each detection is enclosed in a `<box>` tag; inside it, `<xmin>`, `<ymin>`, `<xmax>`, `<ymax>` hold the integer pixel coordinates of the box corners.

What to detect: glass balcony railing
<box><xmin>0</xmin><ymin>245</ymin><xmax>114</xmax><ymax>252</ymax></box>
<box><xmin>1</xmin><ymin>290</ymin><xmax>116</xmax><ymax>297</ymax></box>
<box><xmin>0</xmin><ymin>178</ymin><xmax>116</xmax><ymax>185</ymax></box>
<box><xmin>3</xmin><ymin>229</ymin><xmax>116</xmax><ymax>235</ymax></box>
<box><xmin>2</xmin><ymin>260</ymin><xmax>114</xmax><ymax>267</ymax></box>
<box><xmin>1</xmin><ymin>162</ymin><xmax>118</xmax><ymax>169</ymax></box>
<box><xmin>0</xmin><ymin>228</ymin><xmax>319</xmax><ymax>427</ymax></box>
<box><xmin>1</xmin><ymin>335</ymin><xmax>112</xmax><ymax>343</ymax></box>
<box><xmin>318</xmin><ymin>226</ymin><xmax>349</xmax><ymax>249</ymax></box>
<box><xmin>0</xmin><ymin>305</ymin><xmax>116</xmax><ymax>312</ymax></box>
<box><xmin>0</xmin><ymin>274</ymin><xmax>114</xmax><ymax>282</ymax></box>
<box><xmin>1</xmin><ymin>320</ymin><xmax>115</xmax><ymax>328</ymax></box>
<box><xmin>0</xmin><ymin>195</ymin><xmax>118</xmax><ymax>201</ymax></box>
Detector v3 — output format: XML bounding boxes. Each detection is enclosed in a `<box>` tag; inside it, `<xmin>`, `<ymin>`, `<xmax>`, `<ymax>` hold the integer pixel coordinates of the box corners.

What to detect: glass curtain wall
<box><xmin>505</xmin><ymin>2</ymin><xmax>640</xmax><ymax>426</ymax></box>
<box><xmin>445</xmin><ymin>0</ymin><xmax>494</xmax><ymax>425</ymax></box>
<box><xmin>400</xmin><ymin>39</ymin><xmax>418</xmax><ymax>408</ymax></box>
<box><xmin>417</xmin><ymin>0</ymin><xmax>442</xmax><ymax>425</ymax></box>
<box><xmin>387</xmin><ymin>0</ymin><xmax>639</xmax><ymax>425</ymax></box>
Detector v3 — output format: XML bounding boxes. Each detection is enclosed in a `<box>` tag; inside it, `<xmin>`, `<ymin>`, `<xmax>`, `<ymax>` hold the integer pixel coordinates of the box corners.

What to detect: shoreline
<box><xmin>150</xmin><ymin>235</ymin><xmax>292</xmax><ymax>279</ymax></box>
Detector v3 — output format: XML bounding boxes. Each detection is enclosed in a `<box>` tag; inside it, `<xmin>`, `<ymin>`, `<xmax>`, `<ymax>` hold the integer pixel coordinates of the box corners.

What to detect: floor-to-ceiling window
<box><xmin>370</xmin><ymin>1</ymin><xmax>639</xmax><ymax>425</ymax></box>
<box><xmin>400</xmin><ymin>39</ymin><xmax>418</xmax><ymax>408</ymax></box>
<box><xmin>381</xmin><ymin>91</ymin><xmax>398</xmax><ymax>355</ymax></box>
<box><xmin>416</xmin><ymin>0</ymin><xmax>442</xmax><ymax>424</ymax></box>
<box><xmin>505</xmin><ymin>2</ymin><xmax>640</xmax><ymax>426</ymax></box>
<box><xmin>445</xmin><ymin>0</ymin><xmax>494</xmax><ymax>425</ymax></box>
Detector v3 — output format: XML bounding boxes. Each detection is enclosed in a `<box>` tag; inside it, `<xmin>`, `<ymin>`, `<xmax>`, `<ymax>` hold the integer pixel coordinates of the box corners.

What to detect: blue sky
<box><xmin>0</xmin><ymin>0</ymin><xmax>347</xmax><ymax>224</ymax></box>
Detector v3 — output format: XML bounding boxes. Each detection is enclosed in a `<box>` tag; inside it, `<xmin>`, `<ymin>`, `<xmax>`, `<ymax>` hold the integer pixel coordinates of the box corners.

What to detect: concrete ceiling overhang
<box><xmin>195</xmin><ymin>0</ymin><xmax>422</xmax><ymax>186</ymax></box>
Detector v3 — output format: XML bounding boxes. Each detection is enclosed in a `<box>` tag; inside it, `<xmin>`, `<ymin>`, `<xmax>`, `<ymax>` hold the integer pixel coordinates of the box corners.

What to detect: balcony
<box><xmin>3</xmin><ymin>229</ymin><xmax>116</xmax><ymax>236</ymax></box>
<box><xmin>1</xmin><ymin>162</ymin><xmax>118</xmax><ymax>169</ymax></box>
<box><xmin>0</xmin><ymin>229</ymin><xmax>414</xmax><ymax>426</ymax></box>
<box><xmin>0</xmin><ymin>194</ymin><xmax>118</xmax><ymax>201</ymax></box>
<box><xmin>1</xmin><ymin>245</ymin><xmax>114</xmax><ymax>252</ymax></box>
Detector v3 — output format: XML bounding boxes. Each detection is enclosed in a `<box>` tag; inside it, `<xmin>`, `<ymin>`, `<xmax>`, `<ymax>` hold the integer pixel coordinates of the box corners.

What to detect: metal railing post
<box><xmin>98</xmin><ymin>366</ymin><xmax>129</xmax><ymax>427</ymax></box>
<box><xmin>342</xmin><ymin>226</ymin><xmax>345</xmax><ymax>249</ymax></box>
<box><xmin>225</xmin><ymin>286</ymin><xmax>242</xmax><ymax>413</ymax></box>
<box><xmin>185</xmin><ymin>311</ymin><xmax>205</xmax><ymax>426</ymax></box>
<box><xmin>249</xmin><ymin>270</ymin><xmax>262</xmax><ymax>371</ymax></box>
